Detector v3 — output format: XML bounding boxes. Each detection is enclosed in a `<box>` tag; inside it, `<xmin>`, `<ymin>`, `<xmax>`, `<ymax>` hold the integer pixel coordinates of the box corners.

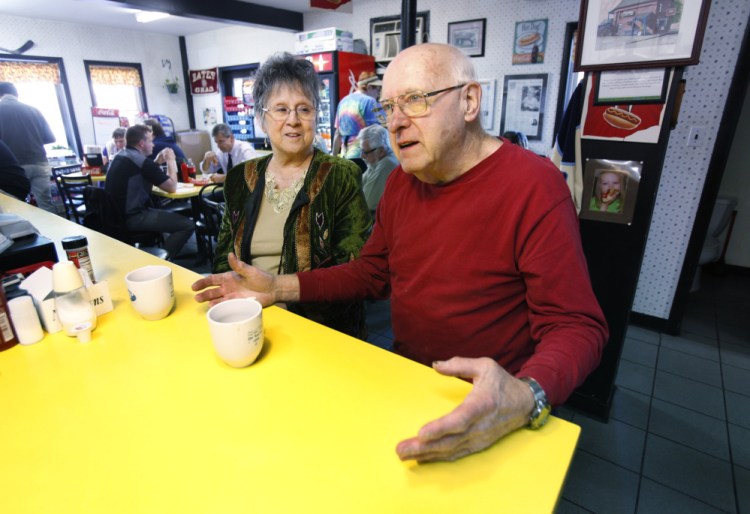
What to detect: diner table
<box><xmin>0</xmin><ymin>195</ymin><xmax>581</xmax><ymax>513</ymax></box>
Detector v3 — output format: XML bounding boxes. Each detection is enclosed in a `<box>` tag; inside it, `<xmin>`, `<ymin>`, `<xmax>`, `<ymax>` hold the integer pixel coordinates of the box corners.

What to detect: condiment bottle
<box><xmin>62</xmin><ymin>235</ymin><xmax>95</xmax><ymax>283</ymax></box>
<box><xmin>52</xmin><ymin>261</ymin><xmax>97</xmax><ymax>342</ymax></box>
<box><xmin>0</xmin><ymin>285</ymin><xmax>18</xmax><ymax>351</ymax></box>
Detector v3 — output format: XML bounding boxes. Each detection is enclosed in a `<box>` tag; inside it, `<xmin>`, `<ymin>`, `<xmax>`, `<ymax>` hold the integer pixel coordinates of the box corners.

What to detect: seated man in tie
<box><xmin>199</xmin><ymin>123</ymin><xmax>257</xmax><ymax>184</ymax></box>
<box><xmin>357</xmin><ymin>124</ymin><xmax>399</xmax><ymax>214</ymax></box>
<box><xmin>105</xmin><ymin>124</ymin><xmax>194</xmax><ymax>258</ymax></box>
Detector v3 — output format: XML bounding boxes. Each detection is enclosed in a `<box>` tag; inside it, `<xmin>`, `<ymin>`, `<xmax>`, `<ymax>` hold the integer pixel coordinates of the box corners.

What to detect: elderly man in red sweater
<box><xmin>193</xmin><ymin>43</ymin><xmax>608</xmax><ymax>463</ymax></box>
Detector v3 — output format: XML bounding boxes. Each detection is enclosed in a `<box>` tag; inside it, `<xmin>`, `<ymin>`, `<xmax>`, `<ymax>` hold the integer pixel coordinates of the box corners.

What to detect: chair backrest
<box><xmin>55</xmin><ymin>174</ymin><xmax>93</xmax><ymax>223</ymax></box>
<box><xmin>83</xmin><ymin>186</ymin><xmax>125</xmax><ymax>239</ymax></box>
<box><xmin>198</xmin><ymin>184</ymin><xmax>225</xmax><ymax>238</ymax></box>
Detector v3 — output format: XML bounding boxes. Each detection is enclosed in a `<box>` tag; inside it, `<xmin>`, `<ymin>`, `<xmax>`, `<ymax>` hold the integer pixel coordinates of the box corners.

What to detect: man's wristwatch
<box><xmin>519</xmin><ymin>377</ymin><xmax>551</xmax><ymax>429</ymax></box>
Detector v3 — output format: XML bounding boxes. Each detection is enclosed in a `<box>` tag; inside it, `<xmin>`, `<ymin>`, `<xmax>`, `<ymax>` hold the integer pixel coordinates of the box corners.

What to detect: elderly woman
<box><xmin>211</xmin><ymin>52</ymin><xmax>372</xmax><ymax>338</ymax></box>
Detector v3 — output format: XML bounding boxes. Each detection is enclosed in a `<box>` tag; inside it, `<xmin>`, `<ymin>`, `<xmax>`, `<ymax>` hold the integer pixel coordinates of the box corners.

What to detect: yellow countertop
<box><xmin>0</xmin><ymin>195</ymin><xmax>580</xmax><ymax>514</ymax></box>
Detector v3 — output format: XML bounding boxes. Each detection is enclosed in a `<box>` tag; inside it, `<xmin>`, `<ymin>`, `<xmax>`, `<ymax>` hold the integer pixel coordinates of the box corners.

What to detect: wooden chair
<box><xmin>55</xmin><ymin>173</ymin><xmax>92</xmax><ymax>224</ymax></box>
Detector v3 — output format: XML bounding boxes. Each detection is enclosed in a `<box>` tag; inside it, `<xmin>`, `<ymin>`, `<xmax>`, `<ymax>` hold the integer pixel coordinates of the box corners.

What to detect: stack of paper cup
<box><xmin>7</xmin><ymin>296</ymin><xmax>44</xmax><ymax>345</ymax></box>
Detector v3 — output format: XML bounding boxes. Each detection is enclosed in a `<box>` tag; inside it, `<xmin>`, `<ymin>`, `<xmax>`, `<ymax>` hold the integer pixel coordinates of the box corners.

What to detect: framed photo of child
<box><xmin>580</xmin><ymin>159</ymin><xmax>642</xmax><ymax>225</ymax></box>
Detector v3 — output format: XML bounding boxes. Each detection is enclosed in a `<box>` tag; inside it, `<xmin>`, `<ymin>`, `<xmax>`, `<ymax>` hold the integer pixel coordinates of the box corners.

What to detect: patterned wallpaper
<box><xmin>632</xmin><ymin>0</ymin><xmax>749</xmax><ymax>318</ymax></box>
<box><xmin>307</xmin><ymin>0</ymin><xmax>750</xmax><ymax>321</ymax></box>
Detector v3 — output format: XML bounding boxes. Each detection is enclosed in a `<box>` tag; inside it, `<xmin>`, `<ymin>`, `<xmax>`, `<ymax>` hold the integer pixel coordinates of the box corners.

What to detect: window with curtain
<box><xmin>84</xmin><ymin>61</ymin><xmax>148</xmax><ymax>126</ymax></box>
<box><xmin>0</xmin><ymin>58</ymin><xmax>79</xmax><ymax>159</ymax></box>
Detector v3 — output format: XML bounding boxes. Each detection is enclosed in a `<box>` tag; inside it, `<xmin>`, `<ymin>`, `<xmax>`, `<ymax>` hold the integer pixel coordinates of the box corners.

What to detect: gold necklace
<box><xmin>264</xmin><ymin>170</ymin><xmax>306</xmax><ymax>214</ymax></box>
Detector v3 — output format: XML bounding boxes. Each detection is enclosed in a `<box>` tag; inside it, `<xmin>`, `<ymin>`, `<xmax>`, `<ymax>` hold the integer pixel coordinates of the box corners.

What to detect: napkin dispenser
<box><xmin>0</xmin><ymin>213</ymin><xmax>37</xmax><ymax>239</ymax></box>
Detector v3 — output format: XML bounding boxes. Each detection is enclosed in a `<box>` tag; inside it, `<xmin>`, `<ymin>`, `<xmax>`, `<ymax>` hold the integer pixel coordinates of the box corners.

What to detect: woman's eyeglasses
<box><xmin>379</xmin><ymin>84</ymin><xmax>466</xmax><ymax>121</ymax></box>
<box><xmin>262</xmin><ymin>105</ymin><xmax>316</xmax><ymax>121</ymax></box>
<box><xmin>362</xmin><ymin>147</ymin><xmax>380</xmax><ymax>156</ymax></box>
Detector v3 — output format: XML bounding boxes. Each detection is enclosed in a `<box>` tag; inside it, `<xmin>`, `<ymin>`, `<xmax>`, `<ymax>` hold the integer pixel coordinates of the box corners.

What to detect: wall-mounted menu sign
<box><xmin>189</xmin><ymin>67</ymin><xmax>218</xmax><ymax>95</ymax></box>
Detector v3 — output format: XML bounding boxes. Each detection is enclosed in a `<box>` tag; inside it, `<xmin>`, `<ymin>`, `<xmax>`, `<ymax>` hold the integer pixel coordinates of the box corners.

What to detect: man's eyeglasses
<box><xmin>262</xmin><ymin>105</ymin><xmax>316</xmax><ymax>121</ymax></box>
<box><xmin>362</xmin><ymin>147</ymin><xmax>380</xmax><ymax>156</ymax></box>
<box><xmin>379</xmin><ymin>84</ymin><xmax>466</xmax><ymax>121</ymax></box>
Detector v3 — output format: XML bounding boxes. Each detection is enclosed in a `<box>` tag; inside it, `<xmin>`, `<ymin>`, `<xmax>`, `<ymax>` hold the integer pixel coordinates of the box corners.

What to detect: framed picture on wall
<box><xmin>499</xmin><ymin>74</ymin><xmax>547</xmax><ymax>140</ymax></box>
<box><xmin>479</xmin><ymin>78</ymin><xmax>497</xmax><ymax>131</ymax></box>
<box><xmin>448</xmin><ymin>19</ymin><xmax>486</xmax><ymax>58</ymax></box>
<box><xmin>575</xmin><ymin>0</ymin><xmax>712</xmax><ymax>71</ymax></box>
<box><xmin>579</xmin><ymin>159</ymin><xmax>642</xmax><ymax>225</ymax></box>
<box><xmin>512</xmin><ymin>19</ymin><xmax>548</xmax><ymax>64</ymax></box>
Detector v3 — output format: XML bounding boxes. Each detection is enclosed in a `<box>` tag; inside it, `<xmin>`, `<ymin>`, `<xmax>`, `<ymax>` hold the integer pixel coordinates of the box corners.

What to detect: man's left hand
<box><xmin>395</xmin><ymin>357</ymin><xmax>535</xmax><ymax>463</ymax></box>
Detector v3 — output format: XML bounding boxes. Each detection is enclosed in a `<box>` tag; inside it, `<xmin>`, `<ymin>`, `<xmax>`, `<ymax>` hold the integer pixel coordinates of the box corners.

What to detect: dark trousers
<box><xmin>126</xmin><ymin>208</ymin><xmax>194</xmax><ymax>258</ymax></box>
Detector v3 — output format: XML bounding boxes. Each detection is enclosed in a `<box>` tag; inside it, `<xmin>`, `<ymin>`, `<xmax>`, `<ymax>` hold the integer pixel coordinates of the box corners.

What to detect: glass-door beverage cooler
<box><xmin>218</xmin><ymin>63</ymin><xmax>267</xmax><ymax>149</ymax></box>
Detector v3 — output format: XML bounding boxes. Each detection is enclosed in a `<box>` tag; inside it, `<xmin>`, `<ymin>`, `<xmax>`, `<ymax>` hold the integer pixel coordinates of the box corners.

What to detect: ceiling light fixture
<box><xmin>134</xmin><ymin>11</ymin><xmax>170</xmax><ymax>23</ymax></box>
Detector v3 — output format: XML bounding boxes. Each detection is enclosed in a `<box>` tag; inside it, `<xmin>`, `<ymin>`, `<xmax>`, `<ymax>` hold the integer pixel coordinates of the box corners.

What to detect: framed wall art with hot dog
<box><xmin>512</xmin><ymin>19</ymin><xmax>548</xmax><ymax>65</ymax></box>
<box><xmin>581</xmin><ymin>70</ymin><xmax>675</xmax><ymax>144</ymax></box>
<box><xmin>574</xmin><ymin>0</ymin><xmax>712</xmax><ymax>72</ymax></box>
<box><xmin>447</xmin><ymin>19</ymin><xmax>486</xmax><ymax>58</ymax></box>
<box><xmin>579</xmin><ymin>159</ymin><xmax>642</xmax><ymax>225</ymax></box>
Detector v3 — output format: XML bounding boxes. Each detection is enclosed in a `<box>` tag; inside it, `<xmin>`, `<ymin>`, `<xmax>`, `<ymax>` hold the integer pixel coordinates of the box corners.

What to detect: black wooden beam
<box><xmin>108</xmin><ymin>0</ymin><xmax>303</xmax><ymax>32</ymax></box>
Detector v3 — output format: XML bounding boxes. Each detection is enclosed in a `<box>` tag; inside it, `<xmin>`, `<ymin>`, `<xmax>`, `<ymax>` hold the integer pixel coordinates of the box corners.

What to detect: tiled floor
<box><xmin>185</xmin><ymin>243</ymin><xmax>749</xmax><ymax>514</ymax></box>
<box><xmin>363</xmin><ymin>270</ymin><xmax>750</xmax><ymax>514</ymax></box>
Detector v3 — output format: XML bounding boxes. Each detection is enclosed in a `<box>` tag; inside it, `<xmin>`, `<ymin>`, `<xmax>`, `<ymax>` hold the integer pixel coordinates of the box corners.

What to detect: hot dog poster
<box><xmin>581</xmin><ymin>71</ymin><xmax>673</xmax><ymax>144</ymax></box>
<box><xmin>513</xmin><ymin>19</ymin><xmax>547</xmax><ymax>64</ymax></box>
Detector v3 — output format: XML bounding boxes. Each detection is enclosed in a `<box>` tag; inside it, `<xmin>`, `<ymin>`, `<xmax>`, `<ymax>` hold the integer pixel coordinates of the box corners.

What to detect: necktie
<box><xmin>226</xmin><ymin>153</ymin><xmax>233</xmax><ymax>173</ymax></box>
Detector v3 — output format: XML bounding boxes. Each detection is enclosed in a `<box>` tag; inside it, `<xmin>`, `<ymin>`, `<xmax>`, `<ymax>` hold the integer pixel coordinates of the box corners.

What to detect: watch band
<box><xmin>519</xmin><ymin>376</ymin><xmax>551</xmax><ymax>429</ymax></box>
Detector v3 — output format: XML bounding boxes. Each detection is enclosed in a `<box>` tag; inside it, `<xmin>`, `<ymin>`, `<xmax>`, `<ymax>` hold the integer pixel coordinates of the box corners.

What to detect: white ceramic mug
<box><xmin>124</xmin><ymin>265</ymin><xmax>175</xmax><ymax>321</ymax></box>
<box><xmin>207</xmin><ymin>298</ymin><xmax>264</xmax><ymax>368</ymax></box>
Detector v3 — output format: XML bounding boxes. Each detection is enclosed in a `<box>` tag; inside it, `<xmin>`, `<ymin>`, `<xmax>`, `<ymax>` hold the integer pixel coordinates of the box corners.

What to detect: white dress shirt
<box><xmin>201</xmin><ymin>140</ymin><xmax>256</xmax><ymax>174</ymax></box>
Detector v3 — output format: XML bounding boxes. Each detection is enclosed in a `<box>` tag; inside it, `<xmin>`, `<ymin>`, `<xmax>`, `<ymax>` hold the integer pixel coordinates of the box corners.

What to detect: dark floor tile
<box><xmin>615</xmin><ymin>359</ymin><xmax>655</xmax><ymax>396</ymax></box>
<box><xmin>555</xmin><ymin>498</ymin><xmax>595</xmax><ymax>514</ymax></box>
<box><xmin>720</xmin><ymin>324</ymin><xmax>750</xmax><ymax>346</ymax></box>
<box><xmin>652</xmin><ymin>371</ymin><xmax>725</xmax><ymax>419</ymax></box>
<box><xmin>626</xmin><ymin>325</ymin><xmax>660</xmax><ymax>345</ymax></box>
<box><xmin>657</xmin><ymin>347</ymin><xmax>722</xmax><ymax>387</ymax></box>
<box><xmin>610</xmin><ymin>387</ymin><xmax>650</xmax><ymax>430</ymax></box>
<box><xmin>735</xmin><ymin>465</ymin><xmax>750</xmax><ymax>514</ymax></box>
<box><xmin>561</xmin><ymin>451</ymin><xmax>639</xmax><ymax>514</ymax></box>
<box><xmin>554</xmin><ymin>405</ymin><xmax>576</xmax><ymax>422</ymax></box>
<box><xmin>661</xmin><ymin>332</ymin><xmax>719</xmax><ymax>362</ymax></box>
<box><xmin>680</xmin><ymin>316</ymin><xmax>718</xmax><ymax>339</ymax></box>
<box><xmin>723</xmin><ymin>364</ymin><xmax>750</xmax><ymax>397</ymax></box>
<box><xmin>649</xmin><ymin>398</ymin><xmax>729</xmax><ymax>460</ymax></box>
<box><xmin>720</xmin><ymin>341</ymin><xmax>750</xmax><ymax>371</ymax></box>
<box><xmin>726</xmin><ymin>391</ymin><xmax>750</xmax><ymax>429</ymax></box>
<box><xmin>621</xmin><ymin>337</ymin><xmax>659</xmax><ymax>368</ymax></box>
<box><xmin>574</xmin><ymin>416</ymin><xmax>646</xmax><ymax>472</ymax></box>
<box><xmin>636</xmin><ymin>478</ymin><xmax>726</xmax><ymax>514</ymax></box>
<box><xmin>729</xmin><ymin>423</ymin><xmax>750</xmax><ymax>470</ymax></box>
<box><xmin>642</xmin><ymin>435</ymin><xmax>736</xmax><ymax>513</ymax></box>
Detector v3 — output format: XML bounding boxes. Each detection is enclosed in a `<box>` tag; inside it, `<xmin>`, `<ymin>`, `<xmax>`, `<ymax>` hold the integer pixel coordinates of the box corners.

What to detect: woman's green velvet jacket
<box><xmin>213</xmin><ymin>150</ymin><xmax>372</xmax><ymax>338</ymax></box>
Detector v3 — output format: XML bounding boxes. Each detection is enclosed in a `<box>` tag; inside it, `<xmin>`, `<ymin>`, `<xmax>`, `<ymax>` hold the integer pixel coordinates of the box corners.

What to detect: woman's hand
<box><xmin>395</xmin><ymin>357</ymin><xmax>535</xmax><ymax>463</ymax></box>
<box><xmin>192</xmin><ymin>253</ymin><xmax>277</xmax><ymax>306</ymax></box>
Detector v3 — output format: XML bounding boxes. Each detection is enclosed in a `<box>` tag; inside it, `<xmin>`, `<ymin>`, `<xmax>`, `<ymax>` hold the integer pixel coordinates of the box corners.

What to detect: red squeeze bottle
<box><xmin>0</xmin><ymin>286</ymin><xmax>18</xmax><ymax>351</ymax></box>
<box><xmin>180</xmin><ymin>162</ymin><xmax>190</xmax><ymax>182</ymax></box>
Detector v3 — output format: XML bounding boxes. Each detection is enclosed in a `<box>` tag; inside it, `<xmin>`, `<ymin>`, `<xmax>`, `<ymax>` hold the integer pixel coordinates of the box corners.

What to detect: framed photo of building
<box><xmin>580</xmin><ymin>159</ymin><xmax>642</xmax><ymax>225</ymax></box>
<box><xmin>499</xmin><ymin>74</ymin><xmax>547</xmax><ymax>140</ymax></box>
<box><xmin>448</xmin><ymin>19</ymin><xmax>486</xmax><ymax>58</ymax></box>
<box><xmin>575</xmin><ymin>0</ymin><xmax>712</xmax><ymax>71</ymax></box>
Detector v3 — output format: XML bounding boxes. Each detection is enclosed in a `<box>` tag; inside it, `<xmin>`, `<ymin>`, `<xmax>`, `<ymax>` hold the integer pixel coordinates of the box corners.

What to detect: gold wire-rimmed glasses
<box><xmin>379</xmin><ymin>83</ymin><xmax>467</xmax><ymax>121</ymax></box>
<box><xmin>261</xmin><ymin>105</ymin><xmax>316</xmax><ymax>121</ymax></box>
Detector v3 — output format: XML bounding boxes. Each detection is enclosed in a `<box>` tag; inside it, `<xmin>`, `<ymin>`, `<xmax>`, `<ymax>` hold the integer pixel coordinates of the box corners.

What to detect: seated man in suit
<box><xmin>104</xmin><ymin>124</ymin><xmax>194</xmax><ymax>258</ymax></box>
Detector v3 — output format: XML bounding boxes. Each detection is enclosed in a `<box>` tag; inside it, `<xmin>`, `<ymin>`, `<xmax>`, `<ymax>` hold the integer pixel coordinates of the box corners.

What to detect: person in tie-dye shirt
<box><xmin>332</xmin><ymin>71</ymin><xmax>383</xmax><ymax>158</ymax></box>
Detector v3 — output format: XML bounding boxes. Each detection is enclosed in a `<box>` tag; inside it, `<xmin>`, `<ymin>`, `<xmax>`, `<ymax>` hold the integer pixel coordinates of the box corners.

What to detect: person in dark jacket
<box><xmin>0</xmin><ymin>139</ymin><xmax>31</xmax><ymax>201</ymax></box>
